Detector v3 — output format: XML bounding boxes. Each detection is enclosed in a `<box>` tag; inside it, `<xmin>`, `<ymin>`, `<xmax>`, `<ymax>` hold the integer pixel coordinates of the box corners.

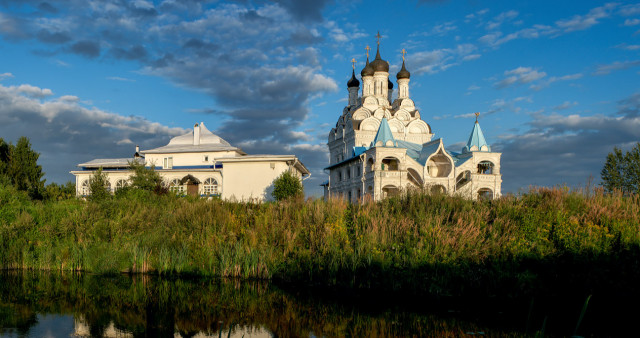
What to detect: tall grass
<box><xmin>1</xmin><ymin>183</ymin><xmax>639</xmax><ymax>297</ymax></box>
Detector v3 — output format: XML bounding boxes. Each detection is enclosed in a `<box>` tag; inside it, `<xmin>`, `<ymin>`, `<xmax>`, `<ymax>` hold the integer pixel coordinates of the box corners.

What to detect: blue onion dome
<box><xmin>369</xmin><ymin>45</ymin><xmax>389</xmax><ymax>73</ymax></box>
<box><xmin>347</xmin><ymin>69</ymin><xmax>360</xmax><ymax>88</ymax></box>
<box><xmin>387</xmin><ymin>78</ymin><xmax>393</xmax><ymax>89</ymax></box>
<box><xmin>361</xmin><ymin>57</ymin><xmax>374</xmax><ymax>77</ymax></box>
<box><xmin>396</xmin><ymin>59</ymin><xmax>410</xmax><ymax>79</ymax></box>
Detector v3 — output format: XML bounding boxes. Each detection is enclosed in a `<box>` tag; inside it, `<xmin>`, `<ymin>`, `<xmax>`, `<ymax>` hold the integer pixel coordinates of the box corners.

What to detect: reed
<box><xmin>1</xmin><ymin>183</ymin><xmax>639</xmax><ymax>297</ymax></box>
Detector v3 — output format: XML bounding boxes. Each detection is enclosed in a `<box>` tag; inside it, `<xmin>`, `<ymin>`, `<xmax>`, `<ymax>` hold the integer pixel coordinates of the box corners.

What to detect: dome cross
<box><xmin>375</xmin><ymin>31</ymin><xmax>382</xmax><ymax>45</ymax></box>
<box><xmin>401</xmin><ymin>48</ymin><xmax>406</xmax><ymax>61</ymax></box>
<box><xmin>351</xmin><ymin>58</ymin><xmax>356</xmax><ymax>70</ymax></box>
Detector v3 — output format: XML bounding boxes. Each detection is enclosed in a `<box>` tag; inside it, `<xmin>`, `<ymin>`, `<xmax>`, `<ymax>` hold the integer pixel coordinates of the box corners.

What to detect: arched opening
<box><xmin>80</xmin><ymin>180</ymin><xmax>89</xmax><ymax>196</ymax></box>
<box><xmin>180</xmin><ymin>175</ymin><xmax>200</xmax><ymax>196</ymax></box>
<box><xmin>478</xmin><ymin>188</ymin><xmax>493</xmax><ymax>200</ymax></box>
<box><xmin>456</xmin><ymin>170</ymin><xmax>471</xmax><ymax>190</ymax></box>
<box><xmin>203</xmin><ymin>177</ymin><xmax>219</xmax><ymax>196</ymax></box>
<box><xmin>431</xmin><ymin>185</ymin><xmax>446</xmax><ymax>195</ymax></box>
<box><xmin>478</xmin><ymin>161</ymin><xmax>494</xmax><ymax>174</ymax></box>
<box><xmin>381</xmin><ymin>157</ymin><xmax>399</xmax><ymax>171</ymax></box>
<box><xmin>407</xmin><ymin>168</ymin><xmax>423</xmax><ymax>187</ymax></box>
<box><xmin>426</xmin><ymin>152</ymin><xmax>452</xmax><ymax>178</ymax></box>
<box><xmin>115</xmin><ymin>179</ymin><xmax>128</xmax><ymax>192</ymax></box>
<box><xmin>169</xmin><ymin>178</ymin><xmax>185</xmax><ymax>194</ymax></box>
<box><xmin>382</xmin><ymin>185</ymin><xmax>399</xmax><ymax>198</ymax></box>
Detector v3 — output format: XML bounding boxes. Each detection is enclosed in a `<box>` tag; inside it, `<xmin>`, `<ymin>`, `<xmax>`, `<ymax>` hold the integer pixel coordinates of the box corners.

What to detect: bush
<box><xmin>271</xmin><ymin>170</ymin><xmax>303</xmax><ymax>201</ymax></box>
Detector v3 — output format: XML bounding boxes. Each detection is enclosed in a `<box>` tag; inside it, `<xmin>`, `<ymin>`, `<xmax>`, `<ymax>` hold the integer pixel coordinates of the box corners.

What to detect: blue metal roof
<box><xmin>463</xmin><ymin>121</ymin><xmax>491</xmax><ymax>153</ymax></box>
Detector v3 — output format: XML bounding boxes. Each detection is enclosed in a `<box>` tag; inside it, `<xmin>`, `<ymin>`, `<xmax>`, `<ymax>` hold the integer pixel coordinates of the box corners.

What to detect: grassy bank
<box><xmin>1</xmin><ymin>183</ymin><xmax>640</xmax><ymax>298</ymax></box>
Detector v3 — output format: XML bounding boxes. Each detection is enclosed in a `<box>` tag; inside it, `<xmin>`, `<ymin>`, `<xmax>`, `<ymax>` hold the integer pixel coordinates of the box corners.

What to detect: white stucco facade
<box><xmin>71</xmin><ymin>122</ymin><xmax>309</xmax><ymax>201</ymax></box>
<box><xmin>324</xmin><ymin>43</ymin><xmax>502</xmax><ymax>202</ymax></box>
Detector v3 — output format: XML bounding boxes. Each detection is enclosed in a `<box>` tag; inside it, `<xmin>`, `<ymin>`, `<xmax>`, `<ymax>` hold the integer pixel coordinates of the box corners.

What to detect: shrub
<box><xmin>271</xmin><ymin>170</ymin><xmax>303</xmax><ymax>201</ymax></box>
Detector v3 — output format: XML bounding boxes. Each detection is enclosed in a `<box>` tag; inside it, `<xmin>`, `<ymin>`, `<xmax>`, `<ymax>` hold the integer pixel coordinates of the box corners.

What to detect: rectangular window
<box><xmin>163</xmin><ymin>157</ymin><xmax>173</xmax><ymax>169</ymax></box>
<box><xmin>204</xmin><ymin>155</ymin><xmax>209</xmax><ymax>162</ymax></box>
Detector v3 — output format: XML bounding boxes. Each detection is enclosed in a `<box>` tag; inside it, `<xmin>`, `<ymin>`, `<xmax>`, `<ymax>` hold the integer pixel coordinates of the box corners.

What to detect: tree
<box><xmin>271</xmin><ymin>170</ymin><xmax>303</xmax><ymax>201</ymax></box>
<box><xmin>601</xmin><ymin>147</ymin><xmax>626</xmax><ymax>193</ymax></box>
<box><xmin>601</xmin><ymin>143</ymin><xmax>640</xmax><ymax>194</ymax></box>
<box><xmin>44</xmin><ymin>181</ymin><xmax>76</xmax><ymax>201</ymax></box>
<box><xmin>128</xmin><ymin>160</ymin><xmax>165</xmax><ymax>193</ymax></box>
<box><xmin>88</xmin><ymin>167</ymin><xmax>110</xmax><ymax>201</ymax></box>
<box><xmin>6</xmin><ymin>137</ymin><xmax>45</xmax><ymax>200</ymax></box>
<box><xmin>0</xmin><ymin>138</ymin><xmax>10</xmax><ymax>180</ymax></box>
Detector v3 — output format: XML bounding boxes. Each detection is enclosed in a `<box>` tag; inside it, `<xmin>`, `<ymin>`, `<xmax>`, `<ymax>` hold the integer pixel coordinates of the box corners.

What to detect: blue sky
<box><xmin>1</xmin><ymin>0</ymin><xmax>639</xmax><ymax>196</ymax></box>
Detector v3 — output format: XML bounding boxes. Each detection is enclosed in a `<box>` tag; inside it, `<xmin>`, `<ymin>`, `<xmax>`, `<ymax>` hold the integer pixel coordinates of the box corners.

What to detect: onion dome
<box><xmin>387</xmin><ymin>78</ymin><xmax>393</xmax><ymax>89</ymax></box>
<box><xmin>369</xmin><ymin>45</ymin><xmax>389</xmax><ymax>73</ymax></box>
<box><xmin>396</xmin><ymin>60</ymin><xmax>410</xmax><ymax>79</ymax></box>
<box><xmin>361</xmin><ymin>57</ymin><xmax>374</xmax><ymax>77</ymax></box>
<box><xmin>347</xmin><ymin>69</ymin><xmax>360</xmax><ymax>88</ymax></box>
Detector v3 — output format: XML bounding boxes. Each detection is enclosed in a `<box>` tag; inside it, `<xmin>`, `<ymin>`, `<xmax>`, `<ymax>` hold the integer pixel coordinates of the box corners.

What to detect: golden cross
<box><xmin>365</xmin><ymin>45</ymin><xmax>370</xmax><ymax>58</ymax></box>
<box><xmin>375</xmin><ymin>31</ymin><xmax>382</xmax><ymax>45</ymax></box>
<box><xmin>475</xmin><ymin>112</ymin><xmax>480</xmax><ymax>122</ymax></box>
<box><xmin>401</xmin><ymin>48</ymin><xmax>406</xmax><ymax>61</ymax></box>
<box><xmin>351</xmin><ymin>58</ymin><xmax>356</xmax><ymax>70</ymax></box>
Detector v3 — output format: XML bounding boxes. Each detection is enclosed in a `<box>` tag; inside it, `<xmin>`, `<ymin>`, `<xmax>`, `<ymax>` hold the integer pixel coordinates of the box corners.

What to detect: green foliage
<box><xmin>88</xmin><ymin>168</ymin><xmax>111</xmax><ymax>202</ymax></box>
<box><xmin>44</xmin><ymin>181</ymin><xmax>76</xmax><ymax>201</ymax></box>
<box><xmin>128</xmin><ymin>160</ymin><xmax>165</xmax><ymax>193</ymax></box>
<box><xmin>0</xmin><ymin>187</ymin><xmax>639</xmax><ymax>300</ymax></box>
<box><xmin>601</xmin><ymin>143</ymin><xmax>640</xmax><ymax>194</ymax></box>
<box><xmin>271</xmin><ymin>170</ymin><xmax>303</xmax><ymax>201</ymax></box>
<box><xmin>4</xmin><ymin>137</ymin><xmax>45</xmax><ymax>200</ymax></box>
<box><xmin>0</xmin><ymin>138</ymin><xmax>9</xmax><ymax>178</ymax></box>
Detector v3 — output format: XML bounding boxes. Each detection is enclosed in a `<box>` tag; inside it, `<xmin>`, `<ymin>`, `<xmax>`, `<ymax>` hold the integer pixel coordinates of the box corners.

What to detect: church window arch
<box><xmin>426</xmin><ymin>151</ymin><xmax>452</xmax><ymax>178</ymax></box>
<box><xmin>381</xmin><ymin>157</ymin><xmax>400</xmax><ymax>171</ymax></box>
<box><xmin>478</xmin><ymin>188</ymin><xmax>493</xmax><ymax>200</ymax></box>
<box><xmin>478</xmin><ymin>161</ymin><xmax>494</xmax><ymax>174</ymax></box>
<box><xmin>115</xmin><ymin>179</ymin><xmax>128</xmax><ymax>192</ymax></box>
<box><xmin>169</xmin><ymin>178</ymin><xmax>185</xmax><ymax>194</ymax></box>
<box><xmin>203</xmin><ymin>177</ymin><xmax>219</xmax><ymax>195</ymax></box>
<box><xmin>367</xmin><ymin>158</ymin><xmax>375</xmax><ymax>172</ymax></box>
<box><xmin>431</xmin><ymin>185</ymin><xmax>446</xmax><ymax>194</ymax></box>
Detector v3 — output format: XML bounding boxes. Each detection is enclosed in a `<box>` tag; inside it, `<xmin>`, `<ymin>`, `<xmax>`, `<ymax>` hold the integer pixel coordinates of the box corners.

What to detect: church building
<box><xmin>324</xmin><ymin>38</ymin><xmax>502</xmax><ymax>201</ymax></box>
<box><xmin>71</xmin><ymin>122</ymin><xmax>309</xmax><ymax>201</ymax></box>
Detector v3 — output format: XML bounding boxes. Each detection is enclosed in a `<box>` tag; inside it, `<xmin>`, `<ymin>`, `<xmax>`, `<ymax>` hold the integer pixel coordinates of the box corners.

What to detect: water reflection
<box><xmin>0</xmin><ymin>272</ymin><xmax>519</xmax><ymax>337</ymax></box>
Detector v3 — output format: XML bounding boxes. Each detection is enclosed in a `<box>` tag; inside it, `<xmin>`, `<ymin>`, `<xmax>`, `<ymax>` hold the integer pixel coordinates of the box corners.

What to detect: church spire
<box><xmin>463</xmin><ymin>113</ymin><xmax>491</xmax><ymax>153</ymax></box>
<box><xmin>371</xmin><ymin>118</ymin><xmax>396</xmax><ymax>147</ymax></box>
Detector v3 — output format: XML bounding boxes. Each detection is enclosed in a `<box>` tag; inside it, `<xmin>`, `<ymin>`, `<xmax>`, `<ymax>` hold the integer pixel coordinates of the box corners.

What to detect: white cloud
<box><xmin>0</xmin><ymin>72</ymin><xmax>14</xmax><ymax>81</ymax></box>
<box><xmin>555</xmin><ymin>3</ymin><xmax>618</xmax><ymax>33</ymax></box>
<box><xmin>553</xmin><ymin>101</ymin><xmax>578</xmax><ymax>110</ymax></box>
<box><xmin>486</xmin><ymin>10</ymin><xmax>519</xmax><ymax>30</ymax></box>
<box><xmin>624</xmin><ymin>18</ymin><xmax>640</xmax><ymax>26</ymax></box>
<box><xmin>495</xmin><ymin>67</ymin><xmax>547</xmax><ymax>88</ymax></box>
<box><xmin>12</xmin><ymin>84</ymin><xmax>54</xmax><ymax>98</ymax></box>
<box><xmin>107</xmin><ymin>76</ymin><xmax>136</xmax><ymax>82</ymax></box>
<box><xmin>594</xmin><ymin>60</ymin><xmax>640</xmax><ymax>75</ymax></box>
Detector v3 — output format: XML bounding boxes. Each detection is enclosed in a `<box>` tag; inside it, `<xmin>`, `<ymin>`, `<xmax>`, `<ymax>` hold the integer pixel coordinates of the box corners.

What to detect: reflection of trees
<box><xmin>0</xmin><ymin>272</ymin><xmax>508</xmax><ymax>337</ymax></box>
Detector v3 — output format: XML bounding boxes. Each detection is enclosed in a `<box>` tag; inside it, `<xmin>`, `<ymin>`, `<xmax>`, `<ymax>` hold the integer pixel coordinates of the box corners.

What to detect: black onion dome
<box><xmin>361</xmin><ymin>57</ymin><xmax>374</xmax><ymax>77</ymax></box>
<box><xmin>387</xmin><ymin>79</ymin><xmax>393</xmax><ymax>89</ymax></box>
<box><xmin>396</xmin><ymin>60</ymin><xmax>410</xmax><ymax>79</ymax></box>
<box><xmin>347</xmin><ymin>69</ymin><xmax>360</xmax><ymax>88</ymax></box>
<box><xmin>369</xmin><ymin>45</ymin><xmax>389</xmax><ymax>73</ymax></box>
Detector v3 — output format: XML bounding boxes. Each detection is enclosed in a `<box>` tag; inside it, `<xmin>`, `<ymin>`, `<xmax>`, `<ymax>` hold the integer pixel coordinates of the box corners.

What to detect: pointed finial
<box><xmin>375</xmin><ymin>31</ymin><xmax>382</xmax><ymax>45</ymax></box>
<box><xmin>475</xmin><ymin>112</ymin><xmax>480</xmax><ymax>123</ymax></box>
<box><xmin>401</xmin><ymin>48</ymin><xmax>406</xmax><ymax>62</ymax></box>
<box><xmin>351</xmin><ymin>58</ymin><xmax>356</xmax><ymax>70</ymax></box>
<box><xmin>365</xmin><ymin>45</ymin><xmax>370</xmax><ymax>59</ymax></box>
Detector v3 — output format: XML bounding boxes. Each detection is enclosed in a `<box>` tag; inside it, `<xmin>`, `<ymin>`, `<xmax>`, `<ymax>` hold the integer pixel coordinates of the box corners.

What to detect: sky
<box><xmin>0</xmin><ymin>0</ymin><xmax>639</xmax><ymax>196</ymax></box>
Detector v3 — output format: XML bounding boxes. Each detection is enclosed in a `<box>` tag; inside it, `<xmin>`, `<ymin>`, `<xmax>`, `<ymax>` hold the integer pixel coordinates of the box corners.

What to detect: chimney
<box><xmin>135</xmin><ymin>145</ymin><xmax>140</xmax><ymax>153</ymax></box>
<box><xmin>193</xmin><ymin>123</ymin><xmax>200</xmax><ymax>145</ymax></box>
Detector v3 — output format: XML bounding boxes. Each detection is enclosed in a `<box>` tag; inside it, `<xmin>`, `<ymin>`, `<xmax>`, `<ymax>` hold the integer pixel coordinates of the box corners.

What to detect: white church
<box><xmin>71</xmin><ymin>122</ymin><xmax>309</xmax><ymax>201</ymax></box>
<box><xmin>323</xmin><ymin>39</ymin><xmax>502</xmax><ymax>201</ymax></box>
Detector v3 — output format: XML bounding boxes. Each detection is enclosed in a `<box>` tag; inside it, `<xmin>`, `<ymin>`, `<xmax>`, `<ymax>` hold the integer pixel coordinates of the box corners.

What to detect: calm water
<box><xmin>0</xmin><ymin>271</ymin><xmax>632</xmax><ymax>337</ymax></box>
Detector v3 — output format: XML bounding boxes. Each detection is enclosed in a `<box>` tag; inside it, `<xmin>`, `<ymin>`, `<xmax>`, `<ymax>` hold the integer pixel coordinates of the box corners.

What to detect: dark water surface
<box><xmin>0</xmin><ymin>271</ymin><xmax>631</xmax><ymax>337</ymax></box>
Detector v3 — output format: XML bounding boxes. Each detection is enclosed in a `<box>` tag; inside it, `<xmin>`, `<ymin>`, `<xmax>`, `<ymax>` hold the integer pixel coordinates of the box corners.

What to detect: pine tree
<box><xmin>7</xmin><ymin>137</ymin><xmax>45</xmax><ymax>199</ymax></box>
<box><xmin>129</xmin><ymin>160</ymin><xmax>164</xmax><ymax>192</ymax></box>
<box><xmin>0</xmin><ymin>138</ymin><xmax>10</xmax><ymax>179</ymax></box>
<box><xmin>88</xmin><ymin>167</ymin><xmax>110</xmax><ymax>201</ymax></box>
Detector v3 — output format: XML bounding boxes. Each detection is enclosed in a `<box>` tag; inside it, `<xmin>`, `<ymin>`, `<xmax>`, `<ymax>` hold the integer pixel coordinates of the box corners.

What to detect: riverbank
<box><xmin>1</xmin><ymin>183</ymin><xmax>639</xmax><ymax>299</ymax></box>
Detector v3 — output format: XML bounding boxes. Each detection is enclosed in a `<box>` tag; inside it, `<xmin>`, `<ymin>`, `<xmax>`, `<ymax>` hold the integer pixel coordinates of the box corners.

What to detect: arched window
<box><xmin>203</xmin><ymin>178</ymin><xmax>219</xmax><ymax>195</ymax></box>
<box><xmin>115</xmin><ymin>179</ymin><xmax>128</xmax><ymax>192</ymax></box>
<box><xmin>169</xmin><ymin>178</ymin><xmax>185</xmax><ymax>194</ymax></box>
<box><xmin>80</xmin><ymin>180</ymin><xmax>89</xmax><ymax>195</ymax></box>
<box><xmin>381</xmin><ymin>157</ymin><xmax>399</xmax><ymax>171</ymax></box>
<box><xmin>105</xmin><ymin>180</ymin><xmax>112</xmax><ymax>193</ymax></box>
<box><xmin>478</xmin><ymin>161</ymin><xmax>494</xmax><ymax>174</ymax></box>
<box><xmin>478</xmin><ymin>188</ymin><xmax>493</xmax><ymax>200</ymax></box>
